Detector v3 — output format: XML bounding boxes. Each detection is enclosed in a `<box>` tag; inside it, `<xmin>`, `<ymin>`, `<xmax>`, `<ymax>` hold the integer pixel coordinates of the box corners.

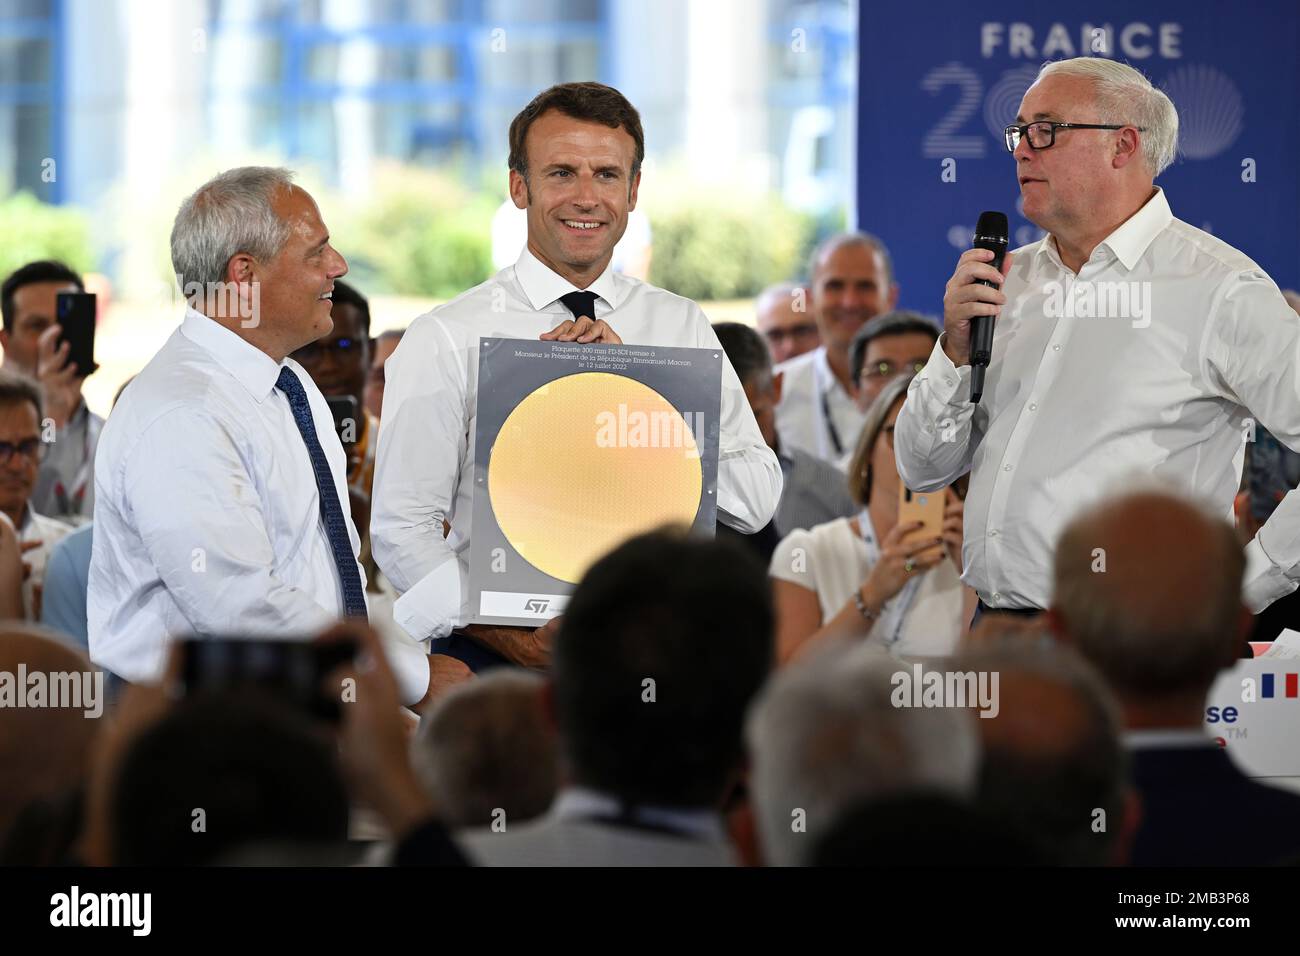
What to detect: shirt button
<box><xmin>946</xmin><ymin>377</ymin><xmax>955</xmax><ymax>385</ymax></box>
<box><xmin>1052</xmin><ymin>344</ymin><xmax>1061</xmax><ymax>351</ymax></box>
<box><xmin>1028</xmin><ymin>402</ymin><xmax>1037</xmax><ymax>411</ymax></box>
<box><xmin>989</xmin><ymin>530</ymin><xmax>999</xmax><ymax>537</ymax></box>
<box><xmin>1003</xmin><ymin>463</ymin><xmax>1012</xmax><ymax>472</ymax></box>
<box><xmin>992</xmin><ymin>592</ymin><xmax>1001</xmax><ymax>602</ymax></box>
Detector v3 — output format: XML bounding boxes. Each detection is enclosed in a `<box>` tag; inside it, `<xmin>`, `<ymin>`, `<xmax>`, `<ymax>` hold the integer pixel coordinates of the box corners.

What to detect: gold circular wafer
<box><xmin>487</xmin><ymin>371</ymin><xmax>703</xmax><ymax>583</ymax></box>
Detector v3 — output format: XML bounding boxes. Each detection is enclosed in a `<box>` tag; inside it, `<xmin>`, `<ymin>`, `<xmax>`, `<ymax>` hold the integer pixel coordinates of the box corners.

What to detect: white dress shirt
<box><xmin>372</xmin><ymin>247</ymin><xmax>782</xmax><ymax>642</ymax></box>
<box><xmin>88</xmin><ymin>309</ymin><xmax>368</xmax><ymax>683</ymax></box>
<box><xmin>895</xmin><ymin>187</ymin><xmax>1300</xmax><ymax>613</ymax></box>
<box><xmin>774</xmin><ymin>346</ymin><xmax>865</xmax><ymax>467</ymax></box>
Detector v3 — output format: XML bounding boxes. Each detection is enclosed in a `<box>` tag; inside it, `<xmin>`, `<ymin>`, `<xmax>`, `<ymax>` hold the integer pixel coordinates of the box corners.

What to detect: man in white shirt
<box><xmin>88</xmin><ymin>166</ymin><xmax>439</xmax><ymax>705</ymax></box>
<box><xmin>895</xmin><ymin>56</ymin><xmax>1300</xmax><ymax>617</ymax></box>
<box><xmin>0</xmin><ymin>260</ymin><xmax>105</xmax><ymax>525</ymax></box>
<box><xmin>0</xmin><ymin>372</ymin><xmax>73</xmax><ymax>619</ymax></box>
<box><xmin>373</xmin><ymin>82</ymin><xmax>781</xmax><ymax>670</ymax></box>
<box><xmin>774</xmin><ymin>233</ymin><xmax>899</xmax><ymax>468</ymax></box>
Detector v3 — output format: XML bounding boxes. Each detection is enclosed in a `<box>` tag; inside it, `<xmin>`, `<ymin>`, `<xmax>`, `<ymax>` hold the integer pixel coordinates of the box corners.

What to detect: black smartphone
<box><xmin>55</xmin><ymin>291</ymin><xmax>98</xmax><ymax>376</ymax></box>
<box><xmin>174</xmin><ymin>636</ymin><xmax>359</xmax><ymax>723</ymax></box>
<box><xmin>326</xmin><ymin>395</ymin><xmax>360</xmax><ymax>449</ymax></box>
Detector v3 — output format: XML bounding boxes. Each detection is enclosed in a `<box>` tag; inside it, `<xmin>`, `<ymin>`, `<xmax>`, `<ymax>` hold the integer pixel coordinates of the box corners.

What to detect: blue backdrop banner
<box><xmin>856</xmin><ymin>1</ymin><xmax>1300</xmax><ymax>311</ymax></box>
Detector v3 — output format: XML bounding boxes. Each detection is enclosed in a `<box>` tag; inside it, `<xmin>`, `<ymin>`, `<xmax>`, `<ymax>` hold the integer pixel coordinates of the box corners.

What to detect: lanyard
<box><xmin>857</xmin><ymin>509</ymin><xmax>921</xmax><ymax>650</ymax></box>
<box><xmin>820</xmin><ymin>383</ymin><xmax>845</xmax><ymax>457</ymax></box>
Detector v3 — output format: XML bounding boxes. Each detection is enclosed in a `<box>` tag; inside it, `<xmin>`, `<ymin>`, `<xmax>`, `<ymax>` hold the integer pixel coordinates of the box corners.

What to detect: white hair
<box><xmin>745</xmin><ymin>645</ymin><xmax>980</xmax><ymax>866</ymax></box>
<box><xmin>170</xmin><ymin>166</ymin><xmax>296</xmax><ymax>301</ymax></box>
<box><xmin>1037</xmin><ymin>58</ymin><xmax>1179</xmax><ymax>177</ymax></box>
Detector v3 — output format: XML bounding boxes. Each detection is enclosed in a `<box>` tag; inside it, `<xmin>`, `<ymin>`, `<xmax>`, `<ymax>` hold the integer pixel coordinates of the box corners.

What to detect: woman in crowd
<box><xmin>770</xmin><ymin>373</ymin><xmax>976</xmax><ymax>664</ymax></box>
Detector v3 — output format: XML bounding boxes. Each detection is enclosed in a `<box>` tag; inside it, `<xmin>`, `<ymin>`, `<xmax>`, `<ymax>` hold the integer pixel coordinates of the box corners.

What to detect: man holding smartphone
<box><xmin>0</xmin><ymin>261</ymin><xmax>104</xmax><ymax>524</ymax></box>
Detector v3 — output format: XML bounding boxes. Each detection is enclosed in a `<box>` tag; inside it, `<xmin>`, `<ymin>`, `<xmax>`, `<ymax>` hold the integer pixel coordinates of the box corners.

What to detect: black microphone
<box><xmin>968</xmin><ymin>211</ymin><xmax>1008</xmax><ymax>404</ymax></box>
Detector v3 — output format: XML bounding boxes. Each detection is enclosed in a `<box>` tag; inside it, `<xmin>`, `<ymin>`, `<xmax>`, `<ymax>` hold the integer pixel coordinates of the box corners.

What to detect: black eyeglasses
<box><xmin>1004</xmin><ymin>121</ymin><xmax>1145</xmax><ymax>153</ymax></box>
<box><xmin>862</xmin><ymin>359</ymin><xmax>928</xmax><ymax>382</ymax></box>
<box><xmin>0</xmin><ymin>438</ymin><xmax>44</xmax><ymax>465</ymax></box>
<box><xmin>763</xmin><ymin>323</ymin><xmax>819</xmax><ymax>345</ymax></box>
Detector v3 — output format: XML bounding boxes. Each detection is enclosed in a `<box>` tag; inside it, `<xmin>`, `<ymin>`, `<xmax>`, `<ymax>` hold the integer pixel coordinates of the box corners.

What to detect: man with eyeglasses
<box><xmin>896</xmin><ymin>56</ymin><xmax>1300</xmax><ymax>624</ymax></box>
<box><xmin>774</xmin><ymin>232</ymin><xmax>900</xmax><ymax>470</ymax></box>
<box><xmin>0</xmin><ymin>372</ymin><xmax>73</xmax><ymax>619</ymax></box>
<box><xmin>755</xmin><ymin>282</ymin><xmax>820</xmax><ymax>365</ymax></box>
<box><xmin>849</xmin><ymin>311</ymin><xmax>940</xmax><ymax>414</ymax></box>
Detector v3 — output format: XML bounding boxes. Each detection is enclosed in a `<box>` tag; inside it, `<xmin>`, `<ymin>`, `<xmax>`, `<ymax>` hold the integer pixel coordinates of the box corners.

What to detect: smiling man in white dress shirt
<box><xmin>896</xmin><ymin>57</ymin><xmax>1300</xmax><ymax>619</ymax></box>
<box><xmin>88</xmin><ymin>167</ymin><xmax>442</xmax><ymax>705</ymax></box>
<box><xmin>372</xmin><ymin>83</ymin><xmax>782</xmax><ymax>671</ymax></box>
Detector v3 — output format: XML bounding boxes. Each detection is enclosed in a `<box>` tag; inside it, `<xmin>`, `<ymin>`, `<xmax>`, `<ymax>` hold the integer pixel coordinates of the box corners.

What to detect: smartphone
<box><xmin>898</xmin><ymin>485</ymin><xmax>947</xmax><ymax>559</ymax></box>
<box><xmin>55</xmin><ymin>291</ymin><xmax>98</xmax><ymax>376</ymax></box>
<box><xmin>175</xmin><ymin>636</ymin><xmax>359</xmax><ymax>723</ymax></box>
<box><xmin>326</xmin><ymin>395</ymin><xmax>360</xmax><ymax>450</ymax></box>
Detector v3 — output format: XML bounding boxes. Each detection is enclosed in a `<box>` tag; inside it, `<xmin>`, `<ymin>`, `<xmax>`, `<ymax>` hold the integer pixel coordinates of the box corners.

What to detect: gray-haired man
<box><xmin>88</xmin><ymin>167</ymin><xmax>451</xmax><ymax>704</ymax></box>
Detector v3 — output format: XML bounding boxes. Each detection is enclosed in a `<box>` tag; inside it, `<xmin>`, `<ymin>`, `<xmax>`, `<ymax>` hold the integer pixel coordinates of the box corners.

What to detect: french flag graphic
<box><xmin>1261</xmin><ymin>673</ymin><xmax>1300</xmax><ymax>699</ymax></box>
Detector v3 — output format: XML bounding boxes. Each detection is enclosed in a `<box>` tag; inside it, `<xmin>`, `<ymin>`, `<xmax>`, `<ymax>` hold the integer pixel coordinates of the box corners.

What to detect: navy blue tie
<box><xmin>275</xmin><ymin>366</ymin><xmax>368</xmax><ymax>620</ymax></box>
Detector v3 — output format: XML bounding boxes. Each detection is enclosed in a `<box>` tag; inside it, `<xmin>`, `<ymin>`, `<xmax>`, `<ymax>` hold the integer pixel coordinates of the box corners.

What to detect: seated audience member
<box><xmin>40</xmin><ymin>523</ymin><xmax>93</xmax><ymax>649</ymax></box>
<box><xmin>0</xmin><ymin>372</ymin><xmax>74</xmax><ymax>619</ymax></box>
<box><xmin>773</xmin><ymin>233</ymin><xmax>898</xmax><ymax>466</ymax></box>
<box><xmin>108</xmin><ymin>690</ymin><xmax>352</xmax><ymax>865</ymax></box>
<box><xmin>0</xmin><ymin>260</ymin><xmax>104</xmax><ymax>525</ymax></box>
<box><xmin>848</xmin><ymin>310</ymin><xmax>940</xmax><ymax>413</ymax></box>
<box><xmin>769</xmin><ymin>374</ymin><xmax>974</xmax><ymax>664</ymax></box>
<box><xmin>367</xmin><ymin>328</ymin><xmax>404</xmax><ymax>421</ymax></box>
<box><xmin>0</xmin><ymin>627</ymin><xmax>102</xmax><ymax>865</ymax></box>
<box><xmin>457</xmin><ymin>530</ymin><xmax>774</xmax><ymax>866</ymax></box>
<box><xmin>714</xmin><ymin>322</ymin><xmax>854</xmax><ymax>560</ymax></box>
<box><xmin>754</xmin><ymin>283</ymin><xmax>819</xmax><ymax>365</ymax></box>
<box><xmin>746</xmin><ymin>644</ymin><xmax>980</xmax><ymax>866</ymax></box>
<box><xmin>413</xmin><ymin>671</ymin><xmax>558</xmax><ymax>828</ymax></box>
<box><xmin>811</xmin><ymin>793</ymin><xmax>1044</xmax><ymax>867</ymax></box>
<box><xmin>951</xmin><ymin>633</ymin><xmax>1134</xmax><ymax>866</ymax></box>
<box><xmin>1050</xmin><ymin>488</ymin><xmax>1300</xmax><ymax>866</ymax></box>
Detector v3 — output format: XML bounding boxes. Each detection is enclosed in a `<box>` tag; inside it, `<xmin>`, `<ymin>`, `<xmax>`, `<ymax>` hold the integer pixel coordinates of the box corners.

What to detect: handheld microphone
<box><xmin>969</xmin><ymin>211</ymin><xmax>1008</xmax><ymax>404</ymax></box>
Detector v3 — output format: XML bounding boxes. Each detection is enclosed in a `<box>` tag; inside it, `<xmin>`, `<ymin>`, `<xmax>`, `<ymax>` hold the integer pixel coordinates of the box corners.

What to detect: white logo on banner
<box><xmin>1161</xmin><ymin>63</ymin><xmax>1244</xmax><ymax>159</ymax></box>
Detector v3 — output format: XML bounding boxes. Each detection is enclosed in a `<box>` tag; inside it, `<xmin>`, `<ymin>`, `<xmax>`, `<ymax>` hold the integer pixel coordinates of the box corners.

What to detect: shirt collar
<box><xmin>1035</xmin><ymin>187</ymin><xmax>1173</xmax><ymax>273</ymax></box>
<box><xmin>1098</xmin><ymin>187</ymin><xmax>1173</xmax><ymax>270</ymax></box>
<box><xmin>179</xmin><ymin>308</ymin><xmax>286</xmax><ymax>405</ymax></box>
<box><xmin>551</xmin><ymin>785</ymin><xmax>726</xmax><ymax>842</ymax></box>
<box><xmin>513</xmin><ymin>246</ymin><xmax>623</xmax><ymax>313</ymax></box>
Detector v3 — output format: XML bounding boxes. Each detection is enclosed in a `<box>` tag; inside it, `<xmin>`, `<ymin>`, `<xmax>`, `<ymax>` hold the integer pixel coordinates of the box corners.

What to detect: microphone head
<box><xmin>974</xmin><ymin>211</ymin><xmax>1009</xmax><ymax>246</ymax></box>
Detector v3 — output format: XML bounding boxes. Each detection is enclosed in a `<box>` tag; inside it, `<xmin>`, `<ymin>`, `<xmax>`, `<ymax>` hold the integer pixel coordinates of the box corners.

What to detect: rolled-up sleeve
<box><xmin>894</xmin><ymin>335</ymin><xmax>979</xmax><ymax>493</ymax></box>
<box><xmin>1203</xmin><ymin>272</ymin><xmax>1300</xmax><ymax>612</ymax></box>
<box><xmin>370</xmin><ymin>318</ymin><xmax>468</xmax><ymax>640</ymax></box>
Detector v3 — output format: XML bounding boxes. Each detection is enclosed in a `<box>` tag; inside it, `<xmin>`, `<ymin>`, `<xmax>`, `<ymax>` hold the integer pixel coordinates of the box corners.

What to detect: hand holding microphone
<box><xmin>941</xmin><ymin>211</ymin><xmax>1014</xmax><ymax>403</ymax></box>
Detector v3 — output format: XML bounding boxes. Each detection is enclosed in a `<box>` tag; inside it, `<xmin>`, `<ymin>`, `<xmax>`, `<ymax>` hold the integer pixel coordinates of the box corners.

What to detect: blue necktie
<box><xmin>275</xmin><ymin>366</ymin><xmax>368</xmax><ymax>620</ymax></box>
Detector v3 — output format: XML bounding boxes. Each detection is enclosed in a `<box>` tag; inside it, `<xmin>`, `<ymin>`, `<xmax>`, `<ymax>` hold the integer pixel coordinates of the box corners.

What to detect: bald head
<box><xmin>1052</xmin><ymin>490</ymin><xmax>1245</xmax><ymax>698</ymax></box>
<box><xmin>0</xmin><ymin>628</ymin><xmax>103</xmax><ymax>843</ymax></box>
<box><xmin>754</xmin><ymin>283</ymin><xmax>817</xmax><ymax>364</ymax></box>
